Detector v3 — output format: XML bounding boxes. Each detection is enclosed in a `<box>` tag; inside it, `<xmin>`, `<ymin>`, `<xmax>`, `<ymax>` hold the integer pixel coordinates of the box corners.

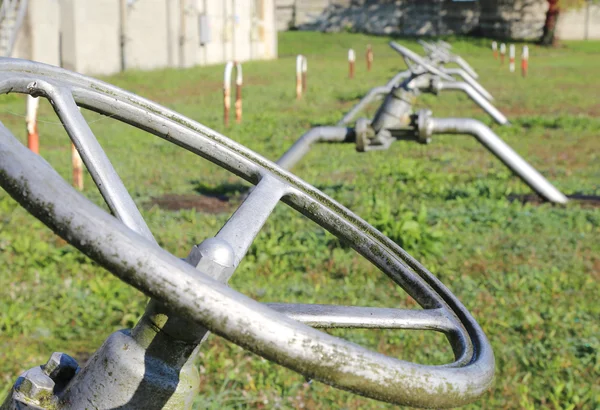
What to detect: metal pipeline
<box><xmin>418</xmin><ymin>40</ymin><xmax>479</xmax><ymax>79</ymax></box>
<box><xmin>337</xmin><ymin>86</ymin><xmax>392</xmax><ymax>126</ymax></box>
<box><xmin>443</xmin><ymin>68</ymin><xmax>494</xmax><ymax>101</ymax></box>
<box><xmin>277</xmin><ymin>126</ymin><xmax>354</xmax><ymax>170</ymax></box>
<box><xmin>386</xmin><ymin>70</ymin><xmax>411</xmax><ymax>88</ymax></box>
<box><xmin>336</xmin><ymin>70</ymin><xmax>415</xmax><ymax>126</ymax></box>
<box><xmin>454</xmin><ymin>56</ymin><xmax>478</xmax><ymax>79</ymax></box>
<box><xmin>422</xmin><ymin>117</ymin><xmax>568</xmax><ymax>204</ymax></box>
<box><xmin>434</xmin><ymin>80</ymin><xmax>509</xmax><ymax>125</ymax></box>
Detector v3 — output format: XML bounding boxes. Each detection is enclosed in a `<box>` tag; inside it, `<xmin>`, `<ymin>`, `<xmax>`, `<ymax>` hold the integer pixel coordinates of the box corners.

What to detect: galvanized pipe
<box><xmin>387</xmin><ymin>70</ymin><xmax>411</xmax><ymax>87</ymax></box>
<box><xmin>277</xmin><ymin>126</ymin><xmax>353</xmax><ymax>169</ymax></box>
<box><xmin>426</xmin><ymin>117</ymin><xmax>568</xmax><ymax>204</ymax></box>
<box><xmin>435</xmin><ymin>81</ymin><xmax>509</xmax><ymax>125</ymax></box>
<box><xmin>453</xmin><ymin>56</ymin><xmax>478</xmax><ymax>80</ymax></box>
<box><xmin>337</xmin><ymin>86</ymin><xmax>392</xmax><ymax>126</ymax></box>
<box><xmin>442</xmin><ymin>68</ymin><xmax>494</xmax><ymax>101</ymax></box>
<box><xmin>418</xmin><ymin>40</ymin><xmax>479</xmax><ymax>79</ymax></box>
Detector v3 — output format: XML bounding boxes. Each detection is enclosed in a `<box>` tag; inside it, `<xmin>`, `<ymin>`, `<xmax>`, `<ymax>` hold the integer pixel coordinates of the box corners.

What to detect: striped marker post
<box><xmin>72</xmin><ymin>143</ymin><xmax>84</xmax><ymax>191</ymax></box>
<box><xmin>500</xmin><ymin>43</ymin><xmax>506</xmax><ymax>65</ymax></box>
<box><xmin>72</xmin><ymin>107</ymin><xmax>84</xmax><ymax>190</ymax></box>
<box><xmin>296</xmin><ymin>55</ymin><xmax>307</xmax><ymax>99</ymax></box>
<box><xmin>26</xmin><ymin>95</ymin><xmax>39</xmax><ymax>154</ymax></box>
<box><xmin>492</xmin><ymin>41</ymin><xmax>498</xmax><ymax>60</ymax></box>
<box><xmin>223</xmin><ymin>61</ymin><xmax>243</xmax><ymax>126</ymax></box>
<box><xmin>348</xmin><ymin>49</ymin><xmax>355</xmax><ymax>79</ymax></box>
<box><xmin>521</xmin><ymin>46</ymin><xmax>529</xmax><ymax>77</ymax></box>
<box><xmin>366</xmin><ymin>44</ymin><xmax>373</xmax><ymax>71</ymax></box>
<box><xmin>509</xmin><ymin>44</ymin><xmax>516</xmax><ymax>72</ymax></box>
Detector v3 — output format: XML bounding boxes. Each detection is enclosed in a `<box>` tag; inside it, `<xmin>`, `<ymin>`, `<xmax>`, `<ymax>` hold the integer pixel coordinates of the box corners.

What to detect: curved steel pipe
<box><xmin>426</xmin><ymin>117</ymin><xmax>568</xmax><ymax>204</ymax></box>
<box><xmin>387</xmin><ymin>70</ymin><xmax>411</xmax><ymax>88</ymax></box>
<box><xmin>436</xmin><ymin>81</ymin><xmax>509</xmax><ymax>125</ymax></box>
<box><xmin>276</xmin><ymin>126</ymin><xmax>354</xmax><ymax>169</ymax></box>
<box><xmin>418</xmin><ymin>40</ymin><xmax>479</xmax><ymax>79</ymax></box>
<box><xmin>443</xmin><ymin>68</ymin><xmax>494</xmax><ymax>101</ymax></box>
<box><xmin>337</xmin><ymin>86</ymin><xmax>392</xmax><ymax>126</ymax></box>
<box><xmin>454</xmin><ymin>56</ymin><xmax>479</xmax><ymax>79</ymax></box>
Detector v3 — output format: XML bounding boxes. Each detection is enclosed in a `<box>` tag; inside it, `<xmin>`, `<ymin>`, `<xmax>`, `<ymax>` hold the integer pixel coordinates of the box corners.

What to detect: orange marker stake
<box><xmin>366</xmin><ymin>44</ymin><xmax>373</xmax><ymax>71</ymax></box>
<box><xmin>348</xmin><ymin>49</ymin><xmax>355</xmax><ymax>79</ymax></box>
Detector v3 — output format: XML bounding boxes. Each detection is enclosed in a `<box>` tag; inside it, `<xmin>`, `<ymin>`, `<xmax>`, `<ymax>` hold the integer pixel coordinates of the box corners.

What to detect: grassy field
<box><xmin>0</xmin><ymin>32</ymin><xmax>599</xmax><ymax>409</ymax></box>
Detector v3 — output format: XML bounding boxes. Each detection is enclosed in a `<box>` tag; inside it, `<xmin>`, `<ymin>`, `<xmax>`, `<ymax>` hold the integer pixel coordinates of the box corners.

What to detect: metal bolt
<box><xmin>43</xmin><ymin>352</ymin><xmax>79</xmax><ymax>383</ymax></box>
<box><xmin>186</xmin><ymin>237</ymin><xmax>236</xmax><ymax>283</ymax></box>
<box><xmin>14</xmin><ymin>367</ymin><xmax>55</xmax><ymax>402</ymax></box>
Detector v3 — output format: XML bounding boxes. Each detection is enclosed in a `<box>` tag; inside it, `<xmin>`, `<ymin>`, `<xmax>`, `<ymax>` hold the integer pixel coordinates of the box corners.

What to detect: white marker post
<box><xmin>509</xmin><ymin>44</ymin><xmax>515</xmax><ymax>72</ymax></box>
<box><xmin>521</xmin><ymin>46</ymin><xmax>529</xmax><ymax>77</ymax></box>
<box><xmin>296</xmin><ymin>55</ymin><xmax>307</xmax><ymax>99</ymax></box>
<box><xmin>26</xmin><ymin>95</ymin><xmax>39</xmax><ymax>154</ymax></box>
<box><xmin>223</xmin><ymin>61</ymin><xmax>243</xmax><ymax>126</ymax></box>
<box><xmin>492</xmin><ymin>41</ymin><xmax>498</xmax><ymax>60</ymax></box>
<box><xmin>500</xmin><ymin>43</ymin><xmax>506</xmax><ymax>65</ymax></box>
<box><xmin>348</xmin><ymin>49</ymin><xmax>355</xmax><ymax>79</ymax></box>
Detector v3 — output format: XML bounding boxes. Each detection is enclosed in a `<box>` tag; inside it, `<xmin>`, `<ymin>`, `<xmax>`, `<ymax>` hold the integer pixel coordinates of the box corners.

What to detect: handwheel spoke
<box><xmin>41</xmin><ymin>83</ymin><xmax>154</xmax><ymax>240</ymax></box>
<box><xmin>215</xmin><ymin>175</ymin><xmax>286</xmax><ymax>268</ymax></box>
<box><xmin>266</xmin><ymin>303</ymin><xmax>457</xmax><ymax>332</ymax></box>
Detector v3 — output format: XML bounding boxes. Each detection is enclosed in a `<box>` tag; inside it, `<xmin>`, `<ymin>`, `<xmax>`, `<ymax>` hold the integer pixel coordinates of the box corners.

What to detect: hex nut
<box><xmin>43</xmin><ymin>352</ymin><xmax>79</xmax><ymax>383</ymax></box>
<box><xmin>14</xmin><ymin>367</ymin><xmax>55</xmax><ymax>402</ymax></box>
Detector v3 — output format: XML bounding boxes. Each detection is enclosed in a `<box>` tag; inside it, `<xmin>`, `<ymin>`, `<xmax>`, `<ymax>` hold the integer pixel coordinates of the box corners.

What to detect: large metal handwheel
<box><xmin>389</xmin><ymin>41</ymin><xmax>455</xmax><ymax>81</ymax></box>
<box><xmin>0</xmin><ymin>59</ymin><xmax>494</xmax><ymax>408</ymax></box>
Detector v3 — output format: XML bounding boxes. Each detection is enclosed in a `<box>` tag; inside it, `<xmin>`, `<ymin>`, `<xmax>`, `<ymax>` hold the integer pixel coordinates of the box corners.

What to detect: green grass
<box><xmin>1</xmin><ymin>32</ymin><xmax>599</xmax><ymax>408</ymax></box>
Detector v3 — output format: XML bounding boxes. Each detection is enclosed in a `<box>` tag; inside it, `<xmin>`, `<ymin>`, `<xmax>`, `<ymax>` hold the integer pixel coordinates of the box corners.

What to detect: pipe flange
<box><xmin>417</xmin><ymin>109</ymin><xmax>433</xmax><ymax>144</ymax></box>
<box><xmin>429</xmin><ymin>77</ymin><xmax>441</xmax><ymax>95</ymax></box>
<box><xmin>355</xmin><ymin>117</ymin><xmax>374</xmax><ymax>152</ymax></box>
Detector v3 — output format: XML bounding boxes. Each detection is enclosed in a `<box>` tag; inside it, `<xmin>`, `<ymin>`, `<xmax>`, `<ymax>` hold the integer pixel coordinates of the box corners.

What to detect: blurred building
<box><xmin>1</xmin><ymin>0</ymin><xmax>277</xmax><ymax>75</ymax></box>
<box><xmin>275</xmin><ymin>0</ymin><xmax>600</xmax><ymax>40</ymax></box>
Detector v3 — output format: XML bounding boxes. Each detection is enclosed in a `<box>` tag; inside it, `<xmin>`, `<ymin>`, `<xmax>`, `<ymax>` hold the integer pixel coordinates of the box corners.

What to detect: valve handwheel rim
<box><xmin>0</xmin><ymin>58</ymin><xmax>494</xmax><ymax>408</ymax></box>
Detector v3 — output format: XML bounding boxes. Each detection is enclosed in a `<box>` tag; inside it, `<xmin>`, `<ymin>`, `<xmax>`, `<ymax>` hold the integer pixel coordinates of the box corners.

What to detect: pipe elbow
<box><xmin>459</xmin><ymin>118</ymin><xmax>489</xmax><ymax>137</ymax></box>
<box><xmin>301</xmin><ymin>127</ymin><xmax>327</xmax><ymax>146</ymax></box>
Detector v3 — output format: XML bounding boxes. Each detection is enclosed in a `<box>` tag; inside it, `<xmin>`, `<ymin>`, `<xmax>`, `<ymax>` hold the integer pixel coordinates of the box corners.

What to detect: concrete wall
<box><xmin>13</xmin><ymin>0</ymin><xmax>61</xmax><ymax>66</ymax></box>
<box><xmin>557</xmin><ymin>3</ymin><xmax>600</xmax><ymax>40</ymax></box>
<box><xmin>478</xmin><ymin>0</ymin><xmax>548</xmax><ymax>40</ymax></box>
<box><xmin>275</xmin><ymin>0</ymin><xmax>600</xmax><ymax>40</ymax></box>
<box><xmin>276</xmin><ymin>0</ymin><xmax>481</xmax><ymax>36</ymax></box>
<box><xmin>60</xmin><ymin>0</ymin><xmax>122</xmax><ymax>74</ymax></box>
<box><xmin>12</xmin><ymin>0</ymin><xmax>277</xmax><ymax>76</ymax></box>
